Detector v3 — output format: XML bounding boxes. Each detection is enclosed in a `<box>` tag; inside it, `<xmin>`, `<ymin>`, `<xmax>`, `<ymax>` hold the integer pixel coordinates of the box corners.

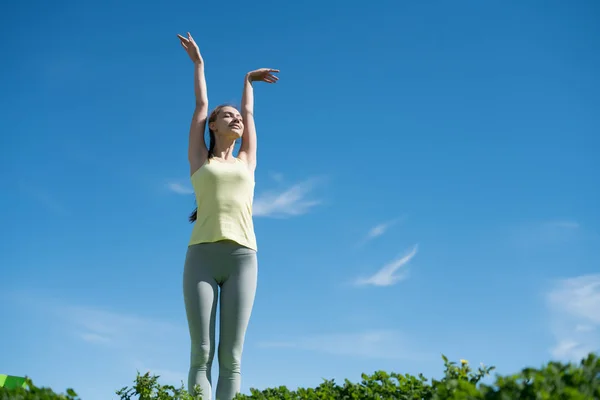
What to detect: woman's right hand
<box><xmin>177</xmin><ymin>32</ymin><xmax>203</xmax><ymax>64</ymax></box>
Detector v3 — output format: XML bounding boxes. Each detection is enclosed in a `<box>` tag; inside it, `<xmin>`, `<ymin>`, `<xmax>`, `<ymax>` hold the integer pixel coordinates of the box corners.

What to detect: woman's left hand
<box><xmin>247</xmin><ymin>68</ymin><xmax>280</xmax><ymax>83</ymax></box>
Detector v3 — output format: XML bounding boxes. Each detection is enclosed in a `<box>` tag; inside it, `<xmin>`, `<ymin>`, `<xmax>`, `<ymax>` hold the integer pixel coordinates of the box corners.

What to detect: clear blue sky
<box><xmin>1</xmin><ymin>0</ymin><xmax>599</xmax><ymax>399</ymax></box>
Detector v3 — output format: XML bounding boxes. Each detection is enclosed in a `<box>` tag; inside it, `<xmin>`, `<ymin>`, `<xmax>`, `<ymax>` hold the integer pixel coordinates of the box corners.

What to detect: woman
<box><xmin>177</xmin><ymin>32</ymin><xmax>279</xmax><ymax>400</ymax></box>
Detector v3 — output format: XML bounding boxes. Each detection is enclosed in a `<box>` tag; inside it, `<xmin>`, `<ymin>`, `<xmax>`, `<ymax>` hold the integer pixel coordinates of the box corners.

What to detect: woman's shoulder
<box><xmin>190</xmin><ymin>159</ymin><xmax>210</xmax><ymax>180</ymax></box>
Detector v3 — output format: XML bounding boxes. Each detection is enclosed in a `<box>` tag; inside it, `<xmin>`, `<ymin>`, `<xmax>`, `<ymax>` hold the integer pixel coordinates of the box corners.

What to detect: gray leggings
<box><xmin>183</xmin><ymin>240</ymin><xmax>258</xmax><ymax>400</ymax></box>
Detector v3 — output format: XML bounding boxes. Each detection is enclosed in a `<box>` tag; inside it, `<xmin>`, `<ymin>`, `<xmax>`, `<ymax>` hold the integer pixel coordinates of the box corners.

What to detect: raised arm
<box><xmin>238</xmin><ymin>68</ymin><xmax>279</xmax><ymax>172</ymax></box>
<box><xmin>178</xmin><ymin>32</ymin><xmax>209</xmax><ymax>175</ymax></box>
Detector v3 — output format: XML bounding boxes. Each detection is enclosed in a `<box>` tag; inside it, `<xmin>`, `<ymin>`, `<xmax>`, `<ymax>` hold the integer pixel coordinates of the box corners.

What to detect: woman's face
<box><xmin>211</xmin><ymin>106</ymin><xmax>244</xmax><ymax>138</ymax></box>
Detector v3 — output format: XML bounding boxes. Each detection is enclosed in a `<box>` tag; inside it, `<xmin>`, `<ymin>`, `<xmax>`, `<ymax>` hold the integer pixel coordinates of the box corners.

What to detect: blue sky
<box><xmin>1</xmin><ymin>0</ymin><xmax>599</xmax><ymax>399</ymax></box>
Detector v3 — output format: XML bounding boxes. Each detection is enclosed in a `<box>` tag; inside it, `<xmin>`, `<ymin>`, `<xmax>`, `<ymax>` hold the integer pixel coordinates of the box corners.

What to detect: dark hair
<box><xmin>188</xmin><ymin>104</ymin><xmax>236</xmax><ymax>223</ymax></box>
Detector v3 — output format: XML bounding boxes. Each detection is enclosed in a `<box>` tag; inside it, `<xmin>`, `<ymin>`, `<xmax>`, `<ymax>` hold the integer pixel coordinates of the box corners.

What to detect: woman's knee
<box><xmin>190</xmin><ymin>342</ymin><xmax>214</xmax><ymax>368</ymax></box>
<box><xmin>218</xmin><ymin>346</ymin><xmax>243</xmax><ymax>373</ymax></box>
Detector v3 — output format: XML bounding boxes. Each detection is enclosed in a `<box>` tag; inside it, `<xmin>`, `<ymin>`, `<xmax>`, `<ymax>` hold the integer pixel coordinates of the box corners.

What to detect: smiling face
<box><xmin>209</xmin><ymin>106</ymin><xmax>244</xmax><ymax>139</ymax></box>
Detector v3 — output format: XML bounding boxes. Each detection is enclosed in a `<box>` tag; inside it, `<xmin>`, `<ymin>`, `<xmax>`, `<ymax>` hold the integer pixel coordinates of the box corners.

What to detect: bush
<box><xmin>1</xmin><ymin>353</ymin><xmax>598</xmax><ymax>399</ymax></box>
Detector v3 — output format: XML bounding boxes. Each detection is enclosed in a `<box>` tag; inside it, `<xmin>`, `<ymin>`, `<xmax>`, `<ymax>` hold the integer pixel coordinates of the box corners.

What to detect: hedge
<box><xmin>1</xmin><ymin>352</ymin><xmax>598</xmax><ymax>399</ymax></box>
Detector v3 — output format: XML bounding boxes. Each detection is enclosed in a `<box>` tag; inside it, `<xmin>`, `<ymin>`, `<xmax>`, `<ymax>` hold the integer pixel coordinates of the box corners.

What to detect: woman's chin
<box><xmin>221</xmin><ymin>129</ymin><xmax>242</xmax><ymax>139</ymax></box>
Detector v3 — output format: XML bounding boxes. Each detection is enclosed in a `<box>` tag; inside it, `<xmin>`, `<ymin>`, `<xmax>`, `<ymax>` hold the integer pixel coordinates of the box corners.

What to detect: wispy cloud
<box><xmin>268</xmin><ymin>172</ymin><xmax>284</xmax><ymax>183</ymax></box>
<box><xmin>253</xmin><ymin>177</ymin><xmax>322</xmax><ymax>218</ymax></box>
<box><xmin>257</xmin><ymin>329</ymin><xmax>426</xmax><ymax>361</ymax></box>
<box><xmin>358</xmin><ymin>216</ymin><xmax>405</xmax><ymax>246</ymax></box>
<box><xmin>56</xmin><ymin>304</ymin><xmax>187</xmax><ymax>352</ymax></box>
<box><xmin>546</xmin><ymin>273</ymin><xmax>600</xmax><ymax>361</ymax></box>
<box><xmin>512</xmin><ymin>219</ymin><xmax>583</xmax><ymax>248</ymax></box>
<box><xmin>79</xmin><ymin>332</ymin><xmax>111</xmax><ymax>345</ymax></box>
<box><xmin>543</xmin><ymin>220</ymin><xmax>581</xmax><ymax>230</ymax></box>
<box><xmin>164</xmin><ymin>174</ymin><xmax>323</xmax><ymax>218</ymax></box>
<box><xmin>5</xmin><ymin>291</ymin><xmax>201</xmax><ymax>399</ymax></box>
<box><xmin>40</xmin><ymin>300</ymin><xmax>189</xmax><ymax>379</ymax></box>
<box><xmin>354</xmin><ymin>244</ymin><xmax>418</xmax><ymax>287</ymax></box>
<box><xmin>166</xmin><ymin>181</ymin><xmax>194</xmax><ymax>195</ymax></box>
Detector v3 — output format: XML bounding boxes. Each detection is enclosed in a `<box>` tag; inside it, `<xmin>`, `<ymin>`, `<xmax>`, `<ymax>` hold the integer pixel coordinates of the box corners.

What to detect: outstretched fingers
<box><xmin>265</xmin><ymin>72</ymin><xmax>279</xmax><ymax>83</ymax></box>
<box><xmin>266</xmin><ymin>69</ymin><xmax>280</xmax><ymax>80</ymax></box>
<box><xmin>177</xmin><ymin>32</ymin><xmax>203</xmax><ymax>64</ymax></box>
<box><xmin>177</xmin><ymin>34</ymin><xmax>187</xmax><ymax>47</ymax></box>
<box><xmin>177</xmin><ymin>32</ymin><xmax>196</xmax><ymax>46</ymax></box>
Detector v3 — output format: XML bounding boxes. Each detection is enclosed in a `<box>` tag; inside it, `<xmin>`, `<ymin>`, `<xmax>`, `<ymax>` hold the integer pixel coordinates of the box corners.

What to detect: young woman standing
<box><xmin>177</xmin><ymin>32</ymin><xmax>279</xmax><ymax>400</ymax></box>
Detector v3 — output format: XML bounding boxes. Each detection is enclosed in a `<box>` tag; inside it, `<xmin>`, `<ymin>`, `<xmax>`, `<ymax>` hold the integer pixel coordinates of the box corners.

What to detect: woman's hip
<box><xmin>184</xmin><ymin>240</ymin><xmax>257</xmax><ymax>281</ymax></box>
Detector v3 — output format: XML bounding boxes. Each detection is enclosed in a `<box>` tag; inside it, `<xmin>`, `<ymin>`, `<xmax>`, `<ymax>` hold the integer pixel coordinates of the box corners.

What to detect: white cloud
<box><xmin>4</xmin><ymin>293</ymin><xmax>193</xmax><ymax>400</ymax></box>
<box><xmin>166</xmin><ymin>181</ymin><xmax>194</xmax><ymax>195</ymax></box>
<box><xmin>79</xmin><ymin>332</ymin><xmax>111</xmax><ymax>344</ymax></box>
<box><xmin>512</xmin><ymin>219</ymin><xmax>583</xmax><ymax>248</ymax></box>
<box><xmin>46</xmin><ymin>302</ymin><xmax>190</xmax><ymax>377</ymax></box>
<box><xmin>543</xmin><ymin>220</ymin><xmax>581</xmax><ymax>230</ymax></box>
<box><xmin>575</xmin><ymin>324</ymin><xmax>594</xmax><ymax>333</ymax></box>
<box><xmin>368</xmin><ymin>223</ymin><xmax>390</xmax><ymax>239</ymax></box>
<box><xmin>253</xmin><ymin>178</ymin><xmax>322</xmax><ymax>218</ymax></box>
<box><xmin>546</xmin><ymin>273</ymin><xmax>600</xmax><ymax>361</ymax></box>
<box><xmin>268</xmin><ymin>172</ymin><xmax>284</xmax><ymax>183</ymax></box>
<box><xmin>358</xmin><ymin>216</ymin><xmax>405</xmax><ymax>246</ymax></box>
<box><xmin>164</xmin><ymin>174</ymin><xmax>322</xmax><ymax>218</ymax></box>
<box><xmin>354</xmin><ymin>244</ymin><xmax>418</xmax><ymax>287</ymax></box>
<box><xmin>257</xmin><ymin>329</ymin><xmax>425</xmax><ymax>361</ymax></box>
<box><xmin>58</xmin><ymin>305</ymin><xmax>187</xmax><ymax>351</ymax></box>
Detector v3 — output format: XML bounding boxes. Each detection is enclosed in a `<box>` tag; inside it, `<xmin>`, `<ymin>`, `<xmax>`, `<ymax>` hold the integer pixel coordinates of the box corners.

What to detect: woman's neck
<box><xmin>212</xmin><ymin>137</ymin><xmax>237</xmax><ymax>160</ymax></box>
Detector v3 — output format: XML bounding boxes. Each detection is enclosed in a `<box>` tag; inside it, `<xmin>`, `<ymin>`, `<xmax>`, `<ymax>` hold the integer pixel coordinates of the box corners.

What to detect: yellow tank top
<box><xmin>188</xmin><ymin>157</ymin><xmax>257</xmax><ymax>251</ymax></box>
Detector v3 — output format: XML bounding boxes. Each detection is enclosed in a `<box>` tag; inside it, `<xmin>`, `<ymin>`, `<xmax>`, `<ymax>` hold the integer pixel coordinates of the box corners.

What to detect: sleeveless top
<box><xmin>188</xmin><ymin>157</ymin><xmax>257</xmax><ymax>251</ymax></box>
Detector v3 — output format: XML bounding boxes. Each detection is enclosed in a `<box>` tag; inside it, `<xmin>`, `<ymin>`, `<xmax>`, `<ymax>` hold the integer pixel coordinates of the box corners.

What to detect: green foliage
<box><xmin>115</xmin><ymin>372</ymin><xmax>202</xmax><ymax>400</ymax></box>
<box><xmin>232</xmin><ymin>355</ymin><xmax>495</xmax><ymax>400</ymax></box>
<box><xmin>474</xmin><ymin>352</ymin><xmax>600</xmax><ymax>400</ymax></box>
<box><xmin>0</xmin><ymin>377</ymin><xmax>80</xmax><ymax>400</ymax></box>
<box><xmin>1</xmin><ymin>353</ymin><xmax>598</xmax><ymax>399</ymax></box>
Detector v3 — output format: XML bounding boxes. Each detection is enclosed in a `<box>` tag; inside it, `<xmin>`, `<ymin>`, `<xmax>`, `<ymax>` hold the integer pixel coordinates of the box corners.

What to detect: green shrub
<box><xmin>115</xmin><ymin>373</ymin><xmax>202</xmax><ymax>400</ymax></box>
<box><xmin>1</xmin><ymin>353</ymin><xmax>598</xmax><ymax>399</ymax></box>
<box><xmin>0</xmin><ymin>377</ymin><xmax>80</xmax><ymax>400</ymax></box>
